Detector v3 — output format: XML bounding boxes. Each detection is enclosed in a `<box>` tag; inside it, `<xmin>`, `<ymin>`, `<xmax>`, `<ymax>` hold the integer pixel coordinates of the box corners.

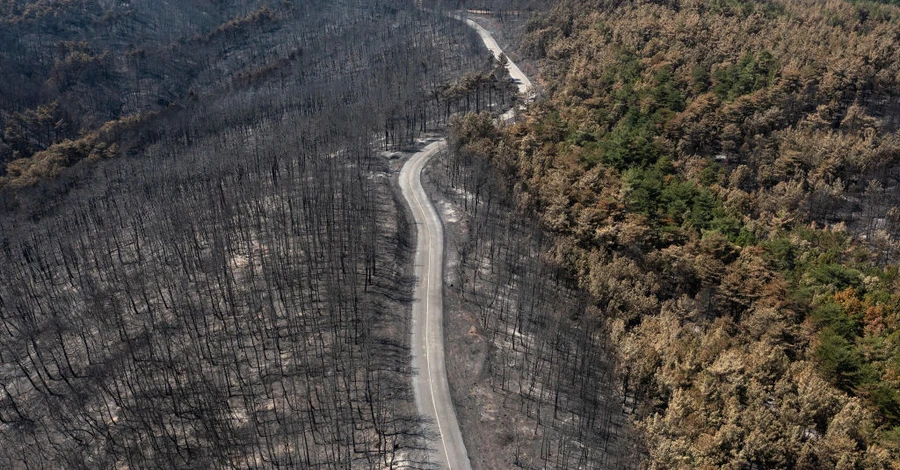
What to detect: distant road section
<box><xmin>400</xmin><ymin>13</ymin><xmax>532</xmax><ymax>470</ymax></box>
<box><xmin>460</xmin><ymin>16</ymin><xmax>533</xmax><ymax>97</ymax></box>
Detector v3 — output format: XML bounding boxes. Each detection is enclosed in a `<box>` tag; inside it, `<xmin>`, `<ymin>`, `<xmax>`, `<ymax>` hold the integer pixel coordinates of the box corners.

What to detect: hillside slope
<box><xmin>0</xmin><ymin>1</ymin><xmax>499</xmax><ymax>467</ymax></box>
<box><xmin>452</xmin><ymin>0</ymin><xmax>900</xmax><ymax>467</ymax></box>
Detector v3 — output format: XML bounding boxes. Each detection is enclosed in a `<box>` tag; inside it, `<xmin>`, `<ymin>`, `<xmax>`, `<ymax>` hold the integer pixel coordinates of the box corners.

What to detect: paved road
<box><xmin>461</xmin><ymin>17</ymin><xmax>533</xmax><ymax>97</ymax></box>
<box><xmin>459</xmin><ymin>15</ymin><xmax>534</xmax><ymax>122</ymax></box>
<box><xmin>400</xmin><ymin>14</ymin><xmax>533</xmax><ymax>470</ymax></box>
<box><xmin>400</xmin><ymin>139</ymin><xmax>469</xmax><ymax>470</ymax></box>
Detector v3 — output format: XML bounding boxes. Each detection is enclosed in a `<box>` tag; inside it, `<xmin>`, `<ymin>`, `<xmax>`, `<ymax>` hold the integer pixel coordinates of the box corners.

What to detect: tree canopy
<box><xmin>451</xmin><ymin>0</ymin><xmax>900</xmax><ymax>466</ymax></box>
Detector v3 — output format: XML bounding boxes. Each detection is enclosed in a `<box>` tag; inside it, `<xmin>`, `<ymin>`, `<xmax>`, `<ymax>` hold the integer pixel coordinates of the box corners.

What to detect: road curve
<box><xmin>400</xmin><ymin>14</ymin><xmax>533</xmax><ymax>470</ymax></box>
<box><xmin>400</xmin><ymin>138</ymin><xmax>470</xmax><ymax>470</ymax></box>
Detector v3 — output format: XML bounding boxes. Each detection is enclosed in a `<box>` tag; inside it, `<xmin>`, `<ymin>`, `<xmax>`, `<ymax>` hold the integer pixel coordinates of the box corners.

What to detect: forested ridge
<box><xmin>0</xmin><ymin>0</ymin><xmax>513</xmax><ymax>197</ymax></box>
<box><xmin>451</xmin><ymin>0</ymin><xmax>900</xmax><ymax>467</ymax></box>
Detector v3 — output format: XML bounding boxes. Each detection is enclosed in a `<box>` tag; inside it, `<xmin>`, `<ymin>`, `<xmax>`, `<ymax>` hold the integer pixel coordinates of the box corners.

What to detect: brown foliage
<box><xmin>454</xmin><ymin>0</ymin><xmax>900</xmax><ymax>466</ymax></box>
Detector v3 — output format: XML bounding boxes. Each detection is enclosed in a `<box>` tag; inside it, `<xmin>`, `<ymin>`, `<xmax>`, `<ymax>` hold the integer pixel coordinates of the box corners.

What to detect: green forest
<box><xmin>452</xmin><ymin>0</ymin><xmax>900</xmax><ymax>467</ymax></box>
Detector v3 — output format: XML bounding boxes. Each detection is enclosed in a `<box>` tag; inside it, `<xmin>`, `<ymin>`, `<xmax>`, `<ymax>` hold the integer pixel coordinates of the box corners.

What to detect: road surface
<box><xmin>400</xmin><ymin>139</ymin><xmax>469</xmax><ymax>470</ymax></box>
<box><xmin>400</xmin><ymin>13</ymin><xmax>533</xmax><ymax>470</ymax></box>
<box><xmin>460</xmin><ymin>16</ymin><xmax>533</xmax><ymax>97</ymax></box>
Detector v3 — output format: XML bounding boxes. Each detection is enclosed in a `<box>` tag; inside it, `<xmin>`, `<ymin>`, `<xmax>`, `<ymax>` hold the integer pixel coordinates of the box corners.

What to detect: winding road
<box><xmin>401</xmin><ymin>140</ymin><xmax>468</xmax><ymax>470</ymax></box>
<box><xmin>399</xmin><ymin>13</ymin><xmax>533</xmax><ymax>470</ymax></box>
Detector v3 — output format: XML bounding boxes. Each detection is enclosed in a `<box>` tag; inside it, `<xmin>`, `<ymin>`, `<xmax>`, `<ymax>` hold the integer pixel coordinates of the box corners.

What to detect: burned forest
<box><xmin>424</xmin><ymin>111</ymin><xmax>644</xmax><ymax>469</ymax></box>
<box><xmin>0</xmin><ymin>0</ymin><xmax>511</xmax><ymax>467</ymax></box>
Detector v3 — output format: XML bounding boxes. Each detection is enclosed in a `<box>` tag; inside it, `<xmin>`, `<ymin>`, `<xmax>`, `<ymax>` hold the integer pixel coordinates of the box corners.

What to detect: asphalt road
<box><xmin>400</xmin><ymin>139</ymin><xmax>469</xmax><ymax>470</ymax></box>
<box><xmin>399</xmin><ymin>14</ymin><xmax>533</xmax><ymax>470</ymax></box>
<box><xmin>461</xmin><ymin>17</ymin><xmax>533</xmax><ymax>97</ymax></box>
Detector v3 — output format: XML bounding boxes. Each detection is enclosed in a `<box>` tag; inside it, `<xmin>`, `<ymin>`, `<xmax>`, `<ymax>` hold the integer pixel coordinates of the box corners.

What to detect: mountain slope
<box><xmin>451</xmin><ymin>0</ymin><xmax>900</xmax><ymax>467</ymax></box>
